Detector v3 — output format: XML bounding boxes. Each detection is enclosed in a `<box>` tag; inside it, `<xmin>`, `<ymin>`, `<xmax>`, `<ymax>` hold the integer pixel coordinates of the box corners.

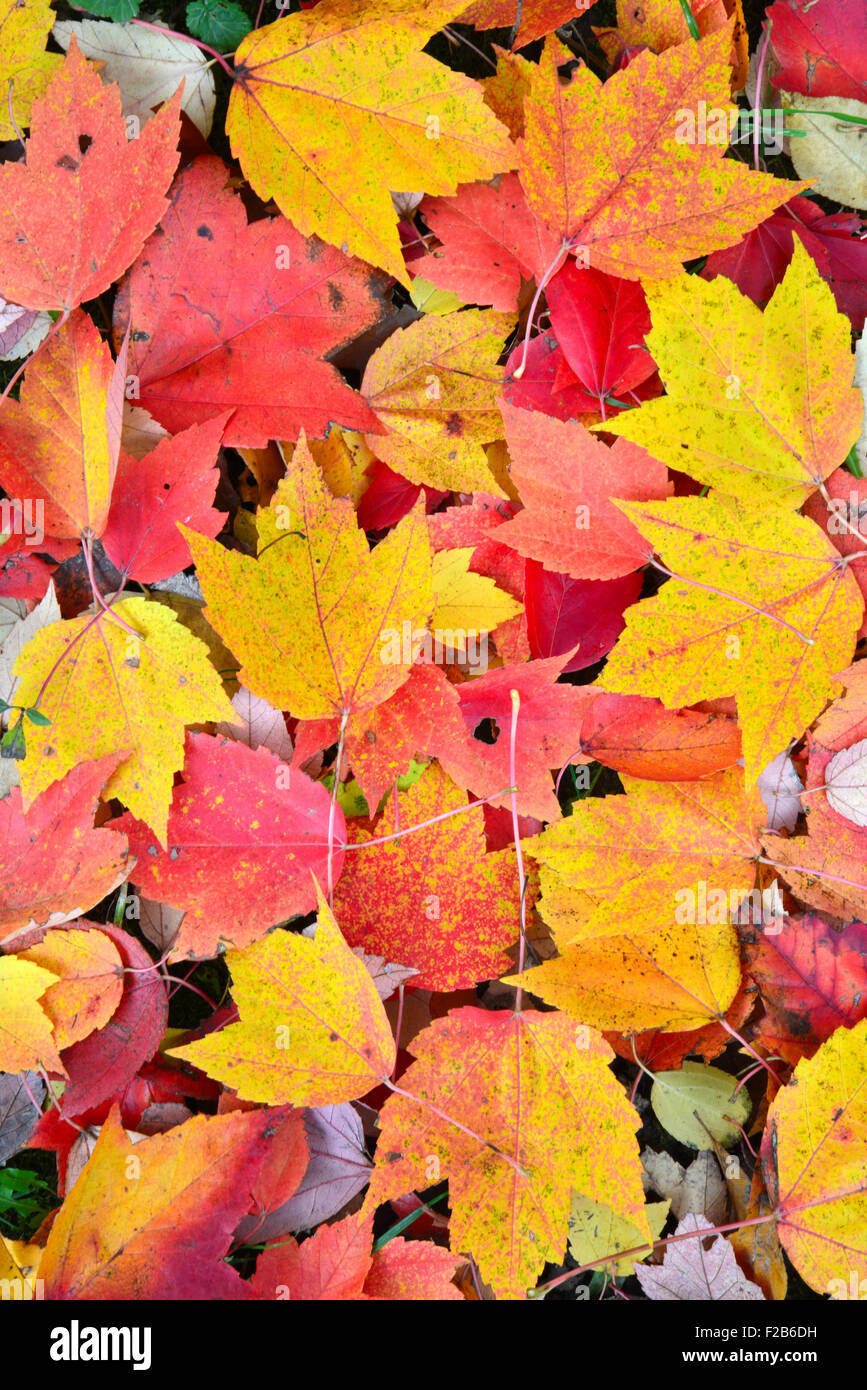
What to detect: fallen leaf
<box><xmin>365</xmin><ymin>1007</ymin><xmax>650</xmax><ymax>1300</ymax></box>
<box><xmin>762</xmin><ymin>1018</ymin><xmax>867</xmax><ymax>1295</ymax></box>
<box><xmin>517</xmin><ymin>28</ymin><xmax>798</xmax><ymax>279</ymax></box>
<box><xmin>38</xmin><ymin>1106</ymin><xmax>289</xmax><ymax>1299</ymax></box>
<box><xmin>114</xmin><ymin>156</ymin><xmax>388</xmax><ymax>448</ymax></box>
<box><xmin>636</xmin><ymin>1213</ymin><xmax>764</xmax><ymax>1299</ymax></box>
<box><xmin>13</xmin><ymin>596</ymin><xmax>238</xmax><ymax>846</ymax></box>
<box><xmin>226</xmin><ymin>0</ymin><xmax>513</xmax><ymax>284</ymax></box>
<box><xmin>604</xmin><ymin>243</ymin><xmax>862</xmax><ymax>509</ymax></box>
<box><xmin>598</xmin><ymin>493</ymin><xmax>863</xmax><ymax>786</ymax></box>
<box><xmin>53</xmin><ymin>18</ymin><xmax>216</xmax><ymax>137</ymax></box>
<box><xmin>111</xmin><ymin>732</ymin><xmax>343</xmax><ymax>960</ymax></box>
<box><xmin>0</xmin><ymin>39</ymin><xmax>181</xmax><ymax>311</ymax></box>
<box><xmin>361</xmin><ymin>309</ymin><xmax>512</xmax><ymax>493</ymax></box>
<box><xmin>168</xmin><ymin>888</ymin><xmax>396</xmax><ymax>1105</ymax></box>
<box><xmin>333</xmin><ymin>762</ymin><xmax>517</xmax><ymax>990</ymax></box>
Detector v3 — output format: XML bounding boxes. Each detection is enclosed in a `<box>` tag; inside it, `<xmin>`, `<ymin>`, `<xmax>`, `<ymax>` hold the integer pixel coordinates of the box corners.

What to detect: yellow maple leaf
<box><xmin>600</xmin><ymin>494</ymin><xmax>864</xmax><ymax>786</ymax></box>
<box><xmin>0</xmin><ymin>954</ymin><xmax>64</xmax><ymax>1075</ymax></box>
<box><xmin>362</xmin><ymin>308</ymin><xmax>512</xmax><ymax>493</ymax></box>
<box><xmin>183</xmin><ymin>432</ymin><xmax>433</xmax><ymax>721</ymax></box>
<box><xmin>431</xmin><ymin>547</ymin><xmax>522</xmax><ymax>644</ymax></box>
<box><xmin>524</xmin><ymin>766</ymin><xmax>764</xmax><ymax>944</ymax></box>
<box><xmin>0</xmin><ymin>0</ymin><xmax>61</xmax><ymax>142</ymax></box>
<box><xmin>0</xmin><ymin>309</ymin><xmax>120</xmax><ymax>538</ymax></box>
<box><xmin>13</xmin><ymin>598</ymin><xmax>238</xmax><ymax>846</ymax></box>
<box><xmin>765</xmin><ymin>1018</ymin><xmax>867</xmax><ymax>1296</ymax></box>
<box><xmin>603</xmin><ymin>244</ymin><xmax>862</xmax><ymax>509</ymax></box>
<box><xmin>517</xmin><ymin>27</ymin><xmax>801</xmax><ymax>279</ymax></box>
<box><xmin>506</xmin><ymin>919</ymin><xmax>741</xmax><ymax>1033</ymax></box>
<box><xmin>365</xmin><ymin>1007</ymin><xmax>650</xmax><ymax>1300</ymax></box>
<box><xmin>568</xmin><ymin>1195</ymin><xmax>670</xmax><ymax>1278</ymax></box>
<box><xmin>168</xmin><ymin>889</ymin><xmax>396</xmax><ymax>1105</ymax></box>
<box><xmin>18</xmin><ymin>926</ymin><xmax>124</xmax><ymax>1052</ymax></box>
<box><xmin>226</xmin><ymin>0</ymin><xmax>513</xmax><ymax>285</ymax></box>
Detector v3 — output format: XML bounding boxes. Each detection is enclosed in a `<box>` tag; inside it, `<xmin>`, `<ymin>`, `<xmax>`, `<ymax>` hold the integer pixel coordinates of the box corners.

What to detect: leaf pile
<box><xmin>1</xmin><ymin>0</ymin><xmax>867</xmax><ymax>1304</ymax></box>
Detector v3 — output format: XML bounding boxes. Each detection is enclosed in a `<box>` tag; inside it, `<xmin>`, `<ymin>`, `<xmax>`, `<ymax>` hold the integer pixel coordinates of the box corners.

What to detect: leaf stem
<box><xmin>327</xmin><ymin>708</ymin><xmax>348</xmax><ymax>906</ymax></box>
<box><xmin>509</xmin><ymin>689</ymin><xmax>527</xmax><ymax>1012</ymax></box>
<box><xmin>648</xmin><ymin>557</ymin><xmax>816</xmax><ymax>645</ymax></box>
<box><xmin>339</xmin><ymin>788</ymin><xmax>516</xmax><ymax>851</ymax></box>
<box><xmin>127</xmin><ymin>16</ymin><xmax>237</xmax><ymax>80</ymax></box>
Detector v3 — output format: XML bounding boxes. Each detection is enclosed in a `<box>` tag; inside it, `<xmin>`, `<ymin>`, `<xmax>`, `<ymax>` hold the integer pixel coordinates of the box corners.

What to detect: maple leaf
<box><xmin>744</xmin><ymin>914</ymin><xmax>867</xmax><ymax>1065</ymax></box>
<box><xmin>569</xmin><ymin>1195</ymin><xmax>669</xmax><ymax>1278</ymax></box>
<box><xmin>292</xmin><ymin>663</ymin><xmax>492</xmax><ymax>814</ymax></box>
<box><xmin>418</xmin><ymin>173</ymin><xmax>560</xmax><ymax>312</ymax></box>
<box><xmin>604</xmin><ymin>244</ymin><xmax>863</xmax><ymax>510</ymax></box>
<box><xmin>702</xmin><ymin>194</ymin><xmax>867</xmax><ymax>332</ymax></box>
<box><xmin>17</xmin><ymin>926</ymin><xmax>124</xmax><ymax>1052</ymax></box>
<box><xmin>363</xmin><ymin>1237</ymin><xmax>465</xmax><ymax>1301</ymax></box>
<box><xmin>0</xmin><ymin>0</ymin><xmax>61</xmax><ymax>142</ymax></box>
<box><xmin>545</xmin><ymin>262</ymin><xmax>657</xmax><ymax>409</ymax></box>
<box><xmin>13</xmin><ymin>596</ymin><xmax>238</xmax><ymax>846</ymax></box>
<box><xmin>430</xmin><ymin>546</ymin><xmax>522</xmax><ymax>640</ymax></box>
<box><xmin>44</xmin><ymin>922</ymin><xmax>168</xmax><ymax>1120</ymax></box>
<box><xmin>444</xmin><ymin>651</ymin><xmax>597</xmax><ymax>821</ymax></box>
<box><xmin>0</xmin><ymin>38</ymin><xmax>181</xmax><ymax>312</ymax></box>
<box><xmin>37</xmin><ymin>1106</ymin><xmax>289</xmax><ymax>1299</ymax></box>
<box><xmin>803</xmin><ymin>469</ymin><xmax>867</xmax><ymax>634</ymax></box>
<box><xmin>252</xmin><ymin>1209</ymin><xmax>374</xmax><ymax>1301</ymax></box>
<box><xmin>183</xmin><ymin>433</ymin><xmax>433</xmax><ymax>721</ymax></box>
<box><xmin>110</xmin><ymin>733</ymin><xmax>343</xmax><ymax>960</ymax></box>
<box><xmin>168</xmin><ymin>888</ymin><xmax>396</xmax><ymax>1105</ymax></box>
<box><xmin>53</xmin><ymin>18</ymin><xmax>217</xmax><ymax>138</ymax></box>
<box><xmin>524</xmin><ymin>562</ymin><xmax>643</xmax><ymax>673</ymax></box>
<box><xmin>457</xmin><ymin>0</ymin><xmax>578</xmax><ymax>49</ymax></box>
<box><xmin>517</xmin><ymin>28</ymin><xmax>800</xmax><ymax>279</ymax></box>
<box><xmin>226</xmin><ymin>0</ymin><xmax>513</xmax><ymax>285</ymax></box>
<box><xmin>234</xmin><ymin>1104</ymin><xmax>372</xmax><ymax>1246</ymax></box>
<box><xmin>497</xmin><ymin>401</ymin><xmax>671</xmax><ymax>580</ymax></box>
<box><xmin>332</xmin><ymin>762</ymin><xmax>517</xmax><ymax>990</ymax></box>
<box><xmin>114</xmin><ymin>156</ymin><xmax>388</xmax><ymax>448</ymax></box>
<box><xmin>604</xmin><ymin>978</ymin><xmax>755</xmax><ymax>1071</ymax></box>
<box><xmin>636</xmin><ymin>1213</ymin><xmax>765</xmax><ymax>1299</ymax></box>
<box><xmin>0</xmin><ymin>754</ymin><xmax>130</xmax><ymax>946</ymax></box>
<box><xmin>598</xmin><ymin>0</ymin><xmax>734</xmax><ymax>53</ymax></box>
<box><xmin>251</xmin><ymin>1207</ymin><xmax>464</xmax><ymax>1300</ymax></box>
<box><xmin>768</xmin><ymin>0</ymin><xmax>867</xmax><ymax>103</ymax></box>
<box><xmin>366</xmin><ymin>1007</ymin><xmax>650</xmax><ymax>1300</ymax></box>
<box><xmin>762</xmin><ymin>1018</ymin><xmax>867</xmax><ymax>1295</ymax></box>
<box><xmin>598</xmin><ymin>494</ymin><xmax>863</xmax><ymax>786</ymax></box>
<box><xmin>763</xmin><ymin>807</ymin><xmax>867</xmax><ymax>924</ymax></box>
<box><xmin>361</xmin><ymin>308</ymin><xmax>513</xmax><ymax>494</ymax></box>
<box><xmin>0</xmin><ymin>309</ymin><xmax>125</xmax><ymax>540</ymax></box>
<box><xmin>507</xmin><ymin>918</ymin><xmax>742</xmax><ymax>1034</ymax></box>
<box><xmin>100</xmin><ymin>412</ymin><xmax>230</xmax><ymax>583</ymax></box>
<box><xmin>525</xmin><ymin>766</ymin><xmax>764</xmax><ymax>944</ymax></box>
<box><xmin>0</xmin><ymin>954</ymin><xmax>64</xmax><ymax>1075</ymax></box>
<box><xmin>579</xmin><ymin>692</ymin><xmax>742</xmax><ymax>780</ymax></box>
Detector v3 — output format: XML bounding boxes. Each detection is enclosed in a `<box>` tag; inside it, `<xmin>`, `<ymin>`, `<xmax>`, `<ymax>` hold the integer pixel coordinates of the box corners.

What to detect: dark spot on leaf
<box><xmin>327</xmin><ymin>282</ymin><xmax>345</xmax><ymax>311</ymax></box>
<box><xmin>78</xmin><ymin>133</ymin><xmax>93</xmax><ymax>155</ymax></box>
<box><xmin>56</xmin><ymin>154</ymin><xmax>78</xmax><ymax>172</ymax></box>
<box><xmin>329</xmin><ymin>1031</ymin><xmax>338</xmax><ymax>1041</ymax></box>
<box><xmin>365</xmin><ymin>730</ymin><xmax>376</xmax><ymax>744</ymax></box>
<box><xmin>306</xmin><ymin>239</ymin><xmax>324</xmax><ymax>261</ymax></box>
<box><xmin>197</xmin><ymin>225</ymin><xmax>213</xmax><ymax>239</ymax></box>
<box><xmin>445</xmin><ymin>412</ymin><xmax>462</xmax><ymax>437</ymax></box>
<box><xmin>132</xmin><ymin>331</ymin><xmax>149</xmax><ymax>342</ymax></box>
